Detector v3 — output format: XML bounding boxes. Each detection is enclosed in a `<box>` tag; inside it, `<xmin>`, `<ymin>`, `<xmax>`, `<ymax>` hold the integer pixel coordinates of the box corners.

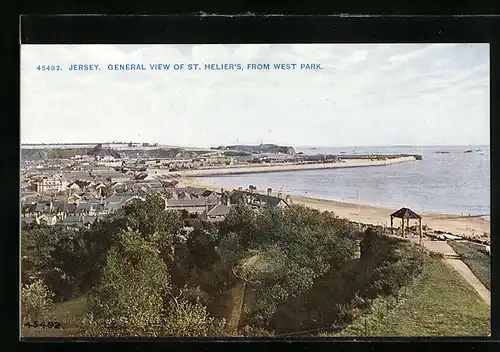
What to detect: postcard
<box><xmin>20</xmin><ymin>44</ymin><xmax>490</xmax><ymax>338</ymax></box>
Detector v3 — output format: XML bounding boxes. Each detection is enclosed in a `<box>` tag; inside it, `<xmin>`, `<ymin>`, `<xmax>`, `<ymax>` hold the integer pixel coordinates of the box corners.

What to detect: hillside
<box><xmin>21</xmin><ymin>147</ymin><xmax>211</xmax><ymax>161</ymax></box>
<box><xmin>323</xmin><ymin>257</ymin><xmax>490</xmax><ymax>337</ymax></box>
<box><xmin>212</xmin><ymin>144</ymin><xmax>296</xmax><ymax>155</ymax></box>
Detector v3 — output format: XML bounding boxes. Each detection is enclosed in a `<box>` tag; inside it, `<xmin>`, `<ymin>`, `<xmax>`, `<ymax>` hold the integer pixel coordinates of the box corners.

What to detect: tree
<box><xmin>118</xmin><ymin>194</ymin><xmax>184</xmax><ymax>268</ymax></box>
<box><xmin>21</xmin><ymin>279</ymin><xmax>55</xmax><ymax>322</ymax></box>
<box><xmin>216</xmin><ymin>205</ymin><xmax>359</xmax><ymax>326</ymax></box>
<box><xmin>21</xmin><ymin>223</ymin><xmax>62</xmax><ymax>284</ymax></box>
<box><xmin>85</xmin><ymin>229</ymin><xmax>172</xmax><ymax>336</ymax></box>
<box><xmin>83</xmin><ymin>228</ymin><xmax>226</xmax><ymax>337</ymax></box>
<box><xmin>218</xmin><ymin>202</ymin><xmax>259</xmax><ymax>247</ymax></box>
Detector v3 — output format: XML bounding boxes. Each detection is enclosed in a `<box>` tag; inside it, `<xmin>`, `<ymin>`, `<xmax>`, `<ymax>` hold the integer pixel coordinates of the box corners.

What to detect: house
<box><xmin>67</xmin><ymin>193</ymin><xmax>82</xmax><ymax>205</ymax></box>
<box><xmin>20</xmin><ymin>191</ymin><xmax>38</xmax><ymax>204</ymax></box>
<box><xmin>74</xmin><ymin>179</ymin><xmax>94</xmax><ymax>189</ymax></box>
<box><xmin>22</xmin><ymin>201</ymin><xmax>57</xmax><ymax>224</ymax></box>
<box><xmin>229</xmin><ymin>190</ymin><xmax>289</xmax><ymax>209</ymax></box>
<box><xmin>67</xmin><ymin>182</ymin><xmax>81</xmax><ymax>194</ymax></box>
<box><xmin>164</xmin><ymin>197</ymin><xmax>220</xmax><ymax>214</ymax></box>
<box><xmin>34</xmin><ymin>202</ymin><xmax>50</xmax><ymax>214</ymax></box>
<box><xmin>61</xmin><ymin>215</ymin><xmax>98</xmax><ymax>228</ymax></box>
<box><xmin>21</xmin><ymin>217</ymin><xmax>37</xmax><ymax>225</ymax></box>
<box><xmin>50</xmin><ymin>201</ymin><xmax>74</xmax><ymax>221</ymax></box>
<box><xmin>101</xmin><ymin>194</ymin><xmax>144</xmax><ymax>214</ymax></box>
<box><xmin>35</xmin><ymin>175</ymin><xmax>68</xmax><ymax>193</ymax></box>
<box><xmin>21</xmin><ymin>203</ymin><xmax>37</xmax><ymax>218</ymax></box>
<box><xmin>60</xmin><ymin>203</ymin><xmax>78</xmax><ymax>216</ymax></box>
<box><xmin>103</xmin><ymin>202</ymin><xmax>123</xmax><ymax>214</ymax></box>
<box><xmin>203</xmin><ymin>204</ymin><xmax>231</xmax><ymax>222</ymax></box>
<box><xmin>77</xmin><ymin>201</ymin><xmax>92</xmax><ymax>215</ymax></box>
<box><xmin>95</xmin><ymin>182</ymin><xmax>112</xmax><ymax>196</ymax></box>
<box><xmin>104</xmin><ymin>192</ymin><xmax>141</xmax><ymax>204</ymax></box>
<box><xmin>21</xmin><ymin>200</ymin><xmax>78</xmax><ymax>224</ymax></box>
<box><xmin>135</xmin><ymin>173</ymin><xmax>157</xmax><ymax>181</ymax></box>
<box><xmin>145</xmin><ymin>181</ymin><xmax>163</xmax><ymax>191</ymax></box>
<box><xmin>90</xmin><ymin>202</ymin><xmax>105</xmax><ymax>215</ymax></box>
<box><xmin>110</xmin><ymin>181</ymin><xmax>128</xmax><ymax>192</ymax></box>
<box><xmin>37</xmin><ymin>213</ymin><xmax>59</xmax><ymax>226</ymax></box>
<box><xmin>136</xmin><ymin>185</ymin><xmax>149</xmax><ymax>195</ymax></box>
<box><xmin>162</xmin><ymin>187</ymin><xmax>222</xmax><ymax>214</ymax></box>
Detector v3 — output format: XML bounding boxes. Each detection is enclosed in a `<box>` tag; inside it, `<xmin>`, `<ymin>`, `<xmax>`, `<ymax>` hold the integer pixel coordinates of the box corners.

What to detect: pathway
<box><xmin>408</xmin><ymin>239</ymin><xmax>490</xmax><ymax>306</ymax></box>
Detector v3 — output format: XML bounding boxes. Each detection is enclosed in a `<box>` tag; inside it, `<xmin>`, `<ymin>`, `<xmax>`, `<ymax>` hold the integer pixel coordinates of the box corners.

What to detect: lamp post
<box><xmin>357</xmin><ymin>189</ymin><xmax>360</xmax><ymax>231</ymax></box>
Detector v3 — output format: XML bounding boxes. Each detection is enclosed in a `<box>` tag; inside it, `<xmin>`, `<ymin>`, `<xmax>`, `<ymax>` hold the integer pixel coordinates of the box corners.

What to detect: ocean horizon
<box><xmin>196</xmin><ymin>145</ymin><xmax>490</xmax><ymax>217</ymax></box>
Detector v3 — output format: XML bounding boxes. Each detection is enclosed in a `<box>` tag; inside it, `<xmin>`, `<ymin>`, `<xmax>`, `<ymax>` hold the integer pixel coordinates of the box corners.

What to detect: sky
<box><xmin>20</xmin><ymin>44</ymin><xmax>490</xmax><ymax>147</ymax></box>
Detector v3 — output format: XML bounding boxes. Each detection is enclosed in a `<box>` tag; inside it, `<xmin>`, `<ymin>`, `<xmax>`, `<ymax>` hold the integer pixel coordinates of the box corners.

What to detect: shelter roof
<box><xmin>390</xmin><ymin>207</ymin><xmax>421</xmax><ymax>219</ymax></box>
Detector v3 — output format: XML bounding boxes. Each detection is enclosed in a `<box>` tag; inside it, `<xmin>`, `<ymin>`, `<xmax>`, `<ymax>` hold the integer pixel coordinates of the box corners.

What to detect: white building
<box><xmin>36</xmin><ymin>175</ymin><xmax>68</xmax><ymax>193</ymax></box>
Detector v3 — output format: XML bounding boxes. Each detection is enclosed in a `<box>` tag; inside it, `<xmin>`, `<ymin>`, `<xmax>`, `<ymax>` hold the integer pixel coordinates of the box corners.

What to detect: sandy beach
<box><xmin>180</xmin><ymin>178</ymin><xmax>490</xmax><ymax>239</ymax></box>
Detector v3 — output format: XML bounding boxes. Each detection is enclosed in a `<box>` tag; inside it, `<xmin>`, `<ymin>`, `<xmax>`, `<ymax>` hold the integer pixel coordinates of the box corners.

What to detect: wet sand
<box><xmin>180</xmin><ymin>178</ymin><xmax>490</xmax><ymax>239</ymax></box>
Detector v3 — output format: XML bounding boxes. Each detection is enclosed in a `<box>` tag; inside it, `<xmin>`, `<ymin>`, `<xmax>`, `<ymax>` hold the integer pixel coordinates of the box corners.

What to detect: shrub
<box><xmin>238</xmin><ymin>325</ymin><xmax>274</xmax><ymax>337</ymax></box>
<box><xmin>216</xmin><ymin>204</ymin><xmax>359</xmax><ymax>328</ymax></box>
<box><xmin>21</xmin><ymin>279</ymin><xmax>55</xmax><ymax>322</ymax></box>
<box><xmin>163</xmin><ymin>296</ymin><xmax>227</xmax><ymax>337</ymax></box>
<box><xmin>85</xmin><ymin>229</ymin><xmax>172</xmax><ymax>336</ymax></box>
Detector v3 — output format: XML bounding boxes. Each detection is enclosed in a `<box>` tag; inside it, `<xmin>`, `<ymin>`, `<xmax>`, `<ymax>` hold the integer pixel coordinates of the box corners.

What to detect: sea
<box><xmin>196</xmin><ymin>146</ymin><xmax>490</xmax><ymax>217</ymax></box>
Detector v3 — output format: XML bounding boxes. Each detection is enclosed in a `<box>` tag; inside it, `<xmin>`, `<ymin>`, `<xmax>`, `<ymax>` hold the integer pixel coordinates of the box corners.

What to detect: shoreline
<box><xmin>180</xmin><ymin>178</ymin><xmax>490</xmax><ymax>240</ymax></box>
<box><xmin>174</xmin><ymin>156</ymin><xmax>417</xmax><ymax>177</ymax></box>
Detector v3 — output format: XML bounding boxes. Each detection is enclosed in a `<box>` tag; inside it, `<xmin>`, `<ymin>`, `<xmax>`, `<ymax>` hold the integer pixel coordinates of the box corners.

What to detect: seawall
<box><xmin>176</xmin><ymin>156</ymin><xmax>418</xmax><ymax>177</ymax></box>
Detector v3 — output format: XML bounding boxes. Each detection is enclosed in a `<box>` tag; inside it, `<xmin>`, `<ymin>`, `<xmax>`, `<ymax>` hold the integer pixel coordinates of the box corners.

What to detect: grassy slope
<box><xmin>21</xmin><ymin>295</ymin><xmax>89</xmax><ymax>338</ymax></box>
<box><xmin>447</xmin><ymin>240</ymin><xmax>491</xmax><ymax>290</ymax></box>
<box><xmin>321</xmin><ymin>258</ymin><xmax>490</xmax><ymax>337</ymax></box>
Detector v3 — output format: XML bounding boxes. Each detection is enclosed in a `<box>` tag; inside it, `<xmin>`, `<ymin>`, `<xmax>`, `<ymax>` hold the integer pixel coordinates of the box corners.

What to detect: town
<box><xmin>20</xmin><ymin>142</ymin><xmax>320</xmax><ymax>228</ymax></box>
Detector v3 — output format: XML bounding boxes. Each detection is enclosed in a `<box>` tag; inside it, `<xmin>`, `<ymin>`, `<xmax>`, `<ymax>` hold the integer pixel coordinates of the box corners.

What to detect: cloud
<box><xmin>20</xmin><ymin>44</ymin><xmax>489</xmax><ymax>147</ymax></box>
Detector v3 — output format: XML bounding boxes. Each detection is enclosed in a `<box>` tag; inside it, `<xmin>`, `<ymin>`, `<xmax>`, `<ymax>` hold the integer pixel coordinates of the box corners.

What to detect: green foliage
<box><xmin>21</xmin><ymin>279</ymin><xmax>55</xmax><ymax>321</ymax></box>
<box><xmin>121</xmin><ymin>194</ymin><xmax>183</xmax><ymax>239</ymax></box>
<box><xmin>356</xmin><ymin>229</ymin><xmax>424</xmax><ymax>299</ymax></box>
<box><xmin>447</xmin><ymin>240</ymin><xmax>490</xmax><ymax>290</ymax></box>
<box><xmin>238</xmin><ymin>325</ymin><xmax>274</xmax><ymax>336</ymax></box>
<box><xmin>85</xmin><ymin>229</ymin><xmax>172</xmax><ymax>336</ymax></box>
<box><xmin>217</xmin><ymin>204</ymin><xmax>359</xmax><ymax>326</ymax></box>
<box><xmin>163</xmin><ymin>296</ymin><xmax>227</xmax><ymax>337</ymax></box>
<box><xmin>270</xmin><ymin>228</ymin><xmax>426</xmax><ymax>334</ymax></box>
<box><xmin>330</xmin><ymin>258</ymin><xmax>490</xmax><ymax>337</ymax></box>
<box><xmin>21</xmin><ymin>223</ymin><xmax>82</xmax><ymax>301</ymax></box>
<box><xmin>171</xmin><ymin>219</ymin><xmax>220</xmax><ymax>289</ymax></box>
<box><xmin>120</xmin><ymin>194</ymin><xmax>183</xmax><ymax>264</ymax></box>
<box><xmin>21</xmin><ymin>223</ymin><xmax>63</xmax><ymax>283</ymax></box>
<box><xmin>82</xmin><ymin>228</ymin><xmax>226</xmax><ymax>337</ymax></box>
<box><xmin>219</xmin><ymin>202</ymin><xmax>259</xmax><ymax>244</ymax></box>
<box><xmin>20</xmin><ymin>194</ymin><xmax>436</xmax><ymax>337</ymax></box>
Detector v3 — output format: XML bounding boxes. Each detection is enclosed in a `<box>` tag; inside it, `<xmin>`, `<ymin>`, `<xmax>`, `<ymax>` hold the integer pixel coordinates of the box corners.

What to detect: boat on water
<box><xmin>463</xmin><ymin>150</ymin><xmax>473</xmax><ymax>153</ymax></box>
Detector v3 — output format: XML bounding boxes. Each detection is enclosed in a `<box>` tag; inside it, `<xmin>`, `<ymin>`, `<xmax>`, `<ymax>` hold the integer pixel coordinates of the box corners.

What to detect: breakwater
<box><xmin>177</xmin><ymin>156</ymin><xmax>419</xmax><ymax>177</ymax></box>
